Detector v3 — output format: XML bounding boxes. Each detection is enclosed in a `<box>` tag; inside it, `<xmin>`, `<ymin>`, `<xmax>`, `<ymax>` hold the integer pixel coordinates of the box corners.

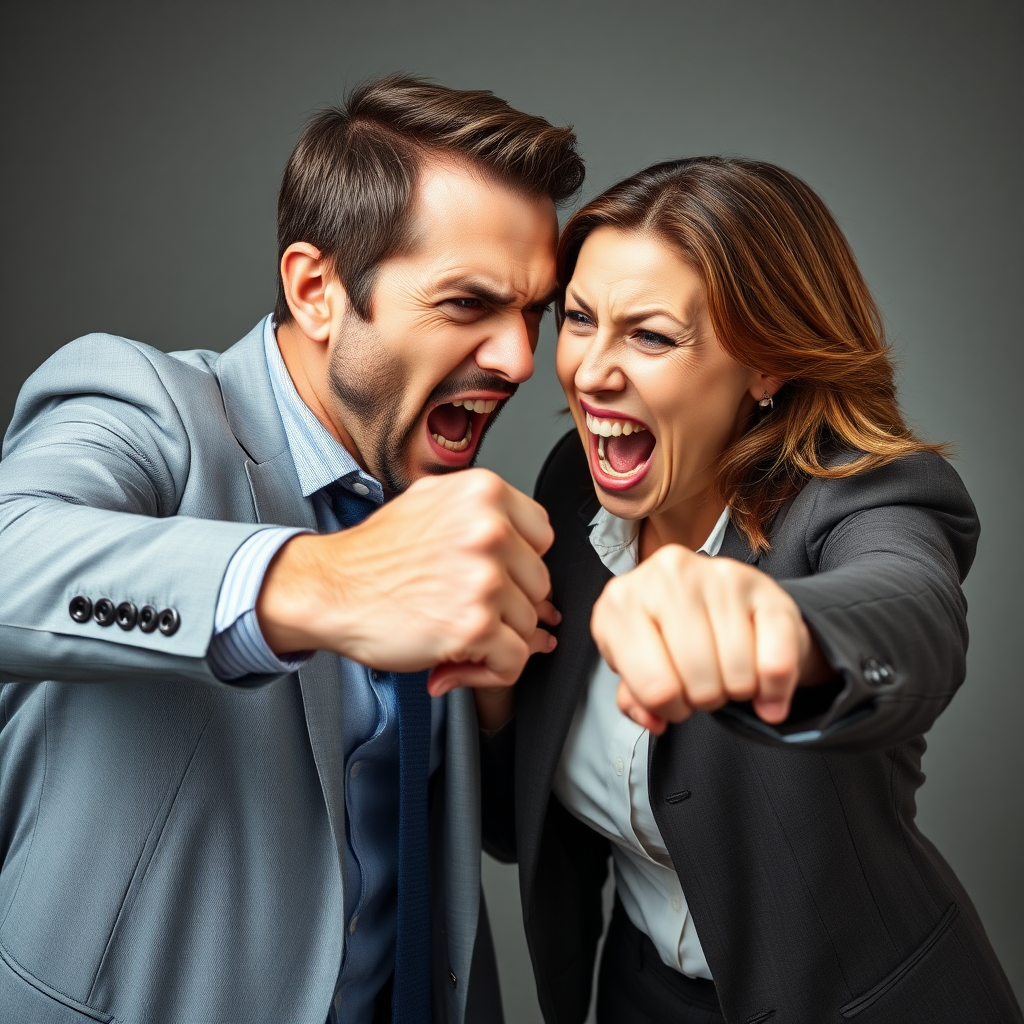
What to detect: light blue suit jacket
<box><xmin>0</xmin><ymin>323</ymin><xmax>496</xmax><ymax>1024</ymax></box>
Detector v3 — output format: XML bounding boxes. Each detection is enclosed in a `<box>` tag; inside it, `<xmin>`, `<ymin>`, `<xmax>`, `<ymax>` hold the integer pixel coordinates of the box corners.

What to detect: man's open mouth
<box><xmin>584</xmin><ymin>408</ymin><xmax>656</xmax><ymax>491</ymax></box>
<box><xmin>425</xmin><ymin>397</ymin><xmax>501</xmax><ymax>460</ymax></box>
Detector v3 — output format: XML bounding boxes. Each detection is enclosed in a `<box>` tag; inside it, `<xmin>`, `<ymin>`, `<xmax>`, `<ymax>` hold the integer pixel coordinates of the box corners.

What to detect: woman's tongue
<box><xmin>427</xmin><ymin>403</ymin><xmax>469</xmax><ymax>443</ymax></box>
<box><xmin>604</xmin><ymin>430</ymin><xmax>655</xmax><ymax>473</ymax></box>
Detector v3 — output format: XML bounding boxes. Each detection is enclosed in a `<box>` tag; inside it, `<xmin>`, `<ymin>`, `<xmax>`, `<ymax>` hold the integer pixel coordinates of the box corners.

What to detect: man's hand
<box><xmin>590</xmin><ymin>545</ymin><xmax>832</xmax><ymax>734</ymax></box>
<box><xmin>256</xmin><ymin>469</ymin><xmax>558</xmax><ymax>691</ymax></box>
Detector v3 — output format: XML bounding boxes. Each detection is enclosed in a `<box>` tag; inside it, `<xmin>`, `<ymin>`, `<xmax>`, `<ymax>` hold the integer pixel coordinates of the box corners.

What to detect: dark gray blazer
<box><xmin>0</xmin><ymin>322</ymin><xmax>501</xmax><ymax>1024</ymax></box>
<box><xmin>482</xmin><ymin>430</ymin><xmax>1022</xmax><ymax>1024</ymax></box>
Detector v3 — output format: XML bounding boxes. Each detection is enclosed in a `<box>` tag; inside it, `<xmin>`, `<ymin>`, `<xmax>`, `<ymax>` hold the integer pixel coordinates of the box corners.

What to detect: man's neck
<box><xmin>275</xmin><ymin>320</ymin><xmax>355</xmax><ymax>454</ymax></box>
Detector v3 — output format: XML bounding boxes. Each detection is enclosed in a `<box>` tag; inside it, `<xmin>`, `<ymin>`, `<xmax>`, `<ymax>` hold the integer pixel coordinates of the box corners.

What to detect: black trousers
<box><xmin>597</xmin><ymin>897</ymin><xmax>725</xmax><ymax>1024</ymax></box>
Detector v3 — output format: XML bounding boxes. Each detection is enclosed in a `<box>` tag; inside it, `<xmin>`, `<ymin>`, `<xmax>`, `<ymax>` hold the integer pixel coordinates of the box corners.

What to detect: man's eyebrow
<box><xmin>438</xmin><ymin>277</ymin><xmax>518</xmax><ymax>307</ymax></box>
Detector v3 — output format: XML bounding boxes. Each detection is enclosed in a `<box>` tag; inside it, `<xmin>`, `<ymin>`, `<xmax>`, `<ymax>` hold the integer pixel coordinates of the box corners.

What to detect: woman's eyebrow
<box><xmin>566</xmin><ymin>290</ymin><xmax>597</xmax><ymax>319</ymax></box>
<box><xmin>620</xmin><ymin>309</ymin><xmax>689</xmax><ymax>330</ymax></box>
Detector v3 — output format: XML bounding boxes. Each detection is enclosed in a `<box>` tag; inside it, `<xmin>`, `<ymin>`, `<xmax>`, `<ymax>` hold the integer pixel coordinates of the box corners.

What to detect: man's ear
<box><xmin>279</xmin><ymin>243</ymin><xmax>347</xmax><ymax>343</ymax></box>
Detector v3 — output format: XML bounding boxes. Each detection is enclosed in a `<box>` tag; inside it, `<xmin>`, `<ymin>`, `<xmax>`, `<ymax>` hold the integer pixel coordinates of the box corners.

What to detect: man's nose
<box><xmin>474</xmin><ymin>315</ymin><xmax>536</xmax><ymax>383</ymax></box>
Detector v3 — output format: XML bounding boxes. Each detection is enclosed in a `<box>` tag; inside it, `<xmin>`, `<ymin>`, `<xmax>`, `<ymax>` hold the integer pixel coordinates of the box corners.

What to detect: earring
<box><xmin>759</xmin><ymin>390</ymin><xmax>774</xmax><ymax>411</ymax></box>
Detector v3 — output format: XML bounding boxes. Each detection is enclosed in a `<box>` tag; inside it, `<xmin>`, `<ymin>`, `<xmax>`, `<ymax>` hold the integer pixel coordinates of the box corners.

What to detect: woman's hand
<box><xmin>591</xmin><ymin>545</ymin><xmax>831</xmax><ymax>734</ymax></box>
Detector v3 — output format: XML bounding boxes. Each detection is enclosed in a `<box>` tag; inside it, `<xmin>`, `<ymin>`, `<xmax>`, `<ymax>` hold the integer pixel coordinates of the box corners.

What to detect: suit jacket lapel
<box><xmin>517</xmin><ymin>503</ymin><xmax>611</xmax><ymax>876</ymax></box>
<box><xmin>216</xmin><ymin>321</ymin><xmax>347</xmax><ymax>870</ymax></box>
<box><xmin>719</xmin><ymin>518</ymin><xmax>759</xmax><ymax>564</ymax></box>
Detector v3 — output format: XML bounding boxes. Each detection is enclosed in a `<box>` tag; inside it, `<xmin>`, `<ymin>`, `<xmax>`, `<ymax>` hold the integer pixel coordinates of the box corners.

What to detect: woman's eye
<box><xmin>564</xmin><ymin>309</ymin><xmax>593</xmax><ymax>326</ymax></box>
<box><xmin>635</xmin><ymin>329</ymin><xmax>675</xmax><ymax>348</ymax></box>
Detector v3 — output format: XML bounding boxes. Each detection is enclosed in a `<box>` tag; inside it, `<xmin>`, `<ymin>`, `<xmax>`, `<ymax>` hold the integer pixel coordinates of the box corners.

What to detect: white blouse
<box><xmin>552</xmin><ymin>505</ymin><xmax>730</xmax><ymax>980</ymax></box>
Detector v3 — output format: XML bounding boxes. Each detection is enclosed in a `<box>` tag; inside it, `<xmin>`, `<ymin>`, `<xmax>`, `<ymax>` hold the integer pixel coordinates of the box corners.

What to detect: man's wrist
<box><xmin>256</xmin><ymin>532</ymin><xmax>353</xmax><ymax>657</ymax></box>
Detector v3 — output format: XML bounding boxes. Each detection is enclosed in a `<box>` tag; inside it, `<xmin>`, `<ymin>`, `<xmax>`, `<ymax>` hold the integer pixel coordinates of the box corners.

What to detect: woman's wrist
<box><xmin>474</xmin><ymin>685</ymin><xmax>515</xmax><ymax>733</ymax></box>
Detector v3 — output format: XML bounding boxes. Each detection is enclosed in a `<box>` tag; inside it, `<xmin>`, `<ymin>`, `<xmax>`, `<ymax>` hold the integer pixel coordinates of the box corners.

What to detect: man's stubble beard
<box><xmin>327</xmin><ymin>313</ymin><xmax>517</xmax><ymax>496</ymax></box>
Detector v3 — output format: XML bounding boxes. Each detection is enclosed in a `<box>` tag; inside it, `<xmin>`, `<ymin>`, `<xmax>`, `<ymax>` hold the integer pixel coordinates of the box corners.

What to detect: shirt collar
<box><xmin>262</xmin><ymin>316</ymin><xmax>384</xmax><ymax>504</ymax></box>
<box><xmin>588</xmin><ymin>503</ymin><xmax>730</xmax><ymax>577</ymax></box>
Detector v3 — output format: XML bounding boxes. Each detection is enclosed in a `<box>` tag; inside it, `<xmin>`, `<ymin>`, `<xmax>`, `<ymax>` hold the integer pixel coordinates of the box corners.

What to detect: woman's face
<box><xmin>557</xmin><ymin>227</ymin><xmax>768</xmax><ymax>525</ymax></box>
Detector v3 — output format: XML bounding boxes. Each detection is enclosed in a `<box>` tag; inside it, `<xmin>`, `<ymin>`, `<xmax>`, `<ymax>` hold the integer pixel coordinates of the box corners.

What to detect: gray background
<box><xmin>2</xmin><ymin>1</ymin><xmax>1021</xmax><ymax>1018</ymax></box>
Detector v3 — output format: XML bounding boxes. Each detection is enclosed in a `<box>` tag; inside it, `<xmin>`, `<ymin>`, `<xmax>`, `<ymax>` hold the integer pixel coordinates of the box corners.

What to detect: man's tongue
<box><xmin>604</xmin><ymin>431</ymin><xmax>655</xmax><ymax>473</ymax></box>
<box><xmin>427</xmin><ymin>403</ymin><xmax>469</xmax><ymax>442</ymax></box>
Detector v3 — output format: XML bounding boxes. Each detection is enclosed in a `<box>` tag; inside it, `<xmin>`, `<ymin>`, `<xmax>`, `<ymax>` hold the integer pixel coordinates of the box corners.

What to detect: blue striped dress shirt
<box><xmin>207</xmin><ymin>316</ymin><xmax>446</xmax><ymax>1023</ymax></box>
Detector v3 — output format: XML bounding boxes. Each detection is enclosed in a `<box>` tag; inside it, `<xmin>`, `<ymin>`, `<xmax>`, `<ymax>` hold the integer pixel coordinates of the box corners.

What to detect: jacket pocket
<box><xmin>0</xmin><ymin>941</ymin><xmax>113</xmax><ymax>1023</ymax></box>
<box><xmin>840</xmin><ymin>903</ymin><xmax>959</xmax><ymax>1018</ymax></box>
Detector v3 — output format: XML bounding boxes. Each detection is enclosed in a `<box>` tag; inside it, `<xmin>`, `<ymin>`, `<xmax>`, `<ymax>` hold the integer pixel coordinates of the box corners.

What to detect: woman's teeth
<box><xmin>450</xmin><ymin>398</ymin><xmax>498</xmax><ymax>413</ymax></box>
<box><xmin>585</xmin><ymin>411</ymin><xmax>649</xmax><ymax>478</ymax></box>
<box><xmin>585</xmin><ymin>411</ymin><xmax>643</xmax><ymax>438</ymax></box>
<box><xmin>432</xmin><ymin>422</ymin><xmax>473</xmax><ymax>452</ymax></box>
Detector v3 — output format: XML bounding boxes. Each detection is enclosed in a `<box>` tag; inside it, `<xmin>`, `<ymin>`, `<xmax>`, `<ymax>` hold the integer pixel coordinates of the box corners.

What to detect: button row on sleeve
<box><xmin>69</xmin><ymin>595</ymin><xmax>180</xmax><ymax>636</ymax></box>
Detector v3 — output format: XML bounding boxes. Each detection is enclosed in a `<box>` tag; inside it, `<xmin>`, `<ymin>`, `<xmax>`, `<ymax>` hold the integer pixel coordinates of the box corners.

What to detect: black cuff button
<box><xmin>157</xmin><ymin>607</ymin><xmax>181</xmax><ymax>636</ymax></box>
<box><xmin>69</xmin><ymin>595</ymin><xmax>93</xmax><ymax>623</ymax></box>
<box><xmin>115</xmin><ymin>601</ymin><xmax>138</xmax><ymax>630</ymax></box>
<box><xmin>138</xmin><ymin>605</ymin><xmax>159</xmax><ymax>633</ymax></box>
<box><xmin>94</xmin><ymin>598</ymin><xmax>116</xmax><ymax>626</ymax></box>
<box><xmin>862</xmin><ymin>657</ymin><xmax>894</xmax><ymax>687</ymax></box>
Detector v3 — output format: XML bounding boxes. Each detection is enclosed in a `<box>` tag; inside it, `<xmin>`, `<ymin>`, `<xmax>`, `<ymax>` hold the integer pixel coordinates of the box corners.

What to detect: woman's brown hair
<box><xmin>557</xmin><ymin>157</ymin><xmax>944</xmax><ymax>551</ymax></box>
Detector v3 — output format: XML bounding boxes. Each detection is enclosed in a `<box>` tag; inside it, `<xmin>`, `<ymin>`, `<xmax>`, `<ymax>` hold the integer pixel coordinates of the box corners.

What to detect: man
<box><xmin>0</xmin><ymin>75</ymin><xmax>584</xmax><ymax>1024</ymax></box>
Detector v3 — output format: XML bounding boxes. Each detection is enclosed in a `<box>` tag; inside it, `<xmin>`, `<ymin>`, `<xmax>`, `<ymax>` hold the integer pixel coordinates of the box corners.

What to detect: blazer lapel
<box><xmin>516</xmin><ymin>511</ymin><xmax>611</xmax><ymax>872</ymax></box>
<box><xmin>719</xmin><ymin>519</ymin><xmax>759</xmax><ymax>564</ymax></box>
<box><xmin>216</xmin><ymin>320</ymin><xmax>346</xmax><ymax>870</ymax></box>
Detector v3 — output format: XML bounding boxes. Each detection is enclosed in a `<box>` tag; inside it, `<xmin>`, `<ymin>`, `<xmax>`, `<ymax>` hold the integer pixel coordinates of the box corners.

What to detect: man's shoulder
<box><xmin>19</xmin><ymin>331</ymin><xmax>221</xmax><ymax>402</ymax></box>
<box><xmin>1</xmin><ymin>323</ymin><xmax>272</xmax><ymax>464</ymax></box>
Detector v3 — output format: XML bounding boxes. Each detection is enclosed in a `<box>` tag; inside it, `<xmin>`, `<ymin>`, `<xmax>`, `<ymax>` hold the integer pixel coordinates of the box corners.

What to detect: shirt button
<box><xmin>370</xmin><ymin>669</ymin><xmax>381</xmax><ymax>682</ymax></box>
<box><xmin>350</xmin><ymin>760</ymin><xmax>362</xmax><ymax>779</ymax></box>
<box><xmin>614</xmin><ymin>756</ymin><xmax>624</xmax><ymax>776</ymax></box>
<box><xmin>348</xmin><ymin>914</ymin><xmax>359</xmax><ymax>934</ymax></box>
<box><xmin>352</xmin><ymin>482</ymin><xmax>370</xmax><ymax>496</ymax></box>
<box><xmin>671</xmin><ymin>895</ymin><xmax>682</xmax><ymax>912</ymax></box>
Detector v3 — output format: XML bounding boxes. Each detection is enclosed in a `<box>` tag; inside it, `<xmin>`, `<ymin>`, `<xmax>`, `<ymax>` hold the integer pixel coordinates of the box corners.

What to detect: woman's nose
<box><xmin>574</xmin><ymin>335</ymin><xmax>626</xmax><ymax>394</ymax></box>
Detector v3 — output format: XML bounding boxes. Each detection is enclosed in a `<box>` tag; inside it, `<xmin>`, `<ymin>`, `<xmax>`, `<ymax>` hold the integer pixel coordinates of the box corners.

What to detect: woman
<box><xmin>478</xmin><ymin>158</ymin><xmax>1022</xmax><ymax>1024</ymax></box>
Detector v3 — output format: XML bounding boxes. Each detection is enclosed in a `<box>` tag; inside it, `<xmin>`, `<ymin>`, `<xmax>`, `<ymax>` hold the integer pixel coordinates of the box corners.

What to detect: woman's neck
<box><xmin>638</xmin><ymin>491</ymin><xmax>727</xmax><ymax>562</ymax></box>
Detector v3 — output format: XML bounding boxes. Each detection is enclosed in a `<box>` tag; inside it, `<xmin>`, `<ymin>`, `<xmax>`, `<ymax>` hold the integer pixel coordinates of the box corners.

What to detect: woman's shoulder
<box><xmin>779</xmin><ymin>449</ymin><xmax>979</xmax><ymax>575</ymax></box>
<box><xmin>798</xmin><ymin>448</ymin><xmax>975</xmax><ymax>521</ymax></box>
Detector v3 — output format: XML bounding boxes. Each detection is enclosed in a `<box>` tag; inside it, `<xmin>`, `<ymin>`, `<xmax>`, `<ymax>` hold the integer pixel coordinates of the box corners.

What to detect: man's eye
<box><xmin>450</xmin><ymin>298</ymin><xmax>483</xmax><ymax>309</ymax></box>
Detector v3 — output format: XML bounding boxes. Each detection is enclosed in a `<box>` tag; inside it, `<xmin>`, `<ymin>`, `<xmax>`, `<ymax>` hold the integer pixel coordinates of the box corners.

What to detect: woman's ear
<box><xmin>279</xmin><ymin>243</ymin><xmax>347</xmax><ymax>343</ymax></box>
<box><xmin>748</xmin><ymin>373</ymin><xmax>784</xmax><ymax>404</ymax></box>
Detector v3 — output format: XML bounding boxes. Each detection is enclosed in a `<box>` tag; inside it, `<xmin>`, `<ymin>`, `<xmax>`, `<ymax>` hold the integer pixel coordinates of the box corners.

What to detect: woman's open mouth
<box><xmin>583</xmin><ymin>407</ymin><xmax>656</xmax><ymax>492</ymax></box>
<box><xmin>425</xmin><ymin>397</ymin><xmax>501</xmax><ymax>465</ymax></box>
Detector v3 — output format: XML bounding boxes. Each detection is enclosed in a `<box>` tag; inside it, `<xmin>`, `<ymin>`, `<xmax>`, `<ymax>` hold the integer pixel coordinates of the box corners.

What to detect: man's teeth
<box><xmin>450</xmin><ymin>398</ymin><xmax>498</xmax><ymax>413</ymax></box>
<box><xmin>585</xmin><ymin>411</ymin><xmax>645</xmax><ymax>437</ymax></box>
<box><xmin>432</xmin><ymin>422</ymin><xmax>473</xmax><ymax>452</ymax></box>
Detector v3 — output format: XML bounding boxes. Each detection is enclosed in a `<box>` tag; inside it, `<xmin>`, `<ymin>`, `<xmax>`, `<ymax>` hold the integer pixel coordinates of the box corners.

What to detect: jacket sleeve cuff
<box><xmin>208</xmin><ymin>527</ymin><xmax>313</xmax><ymax>681</ymax></box>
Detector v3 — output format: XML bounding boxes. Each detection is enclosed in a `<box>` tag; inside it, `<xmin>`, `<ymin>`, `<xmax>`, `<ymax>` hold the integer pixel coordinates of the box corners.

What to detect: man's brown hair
<box><xmin>557</xmin><ymin>157</ymin><xmax>945</xmax><ymax>551</ymax></box>
<box><xmin>275</xmin><ymin>74</ymin><xmax>585</xmax><ymax>325</ymax></box>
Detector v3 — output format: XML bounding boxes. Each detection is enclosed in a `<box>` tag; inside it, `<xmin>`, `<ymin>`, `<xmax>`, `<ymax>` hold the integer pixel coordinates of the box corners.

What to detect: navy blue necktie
<box><xmin>327</xmin><ymin>483</ymin><xmax>432</xmax><ymax>1022</ymax></box>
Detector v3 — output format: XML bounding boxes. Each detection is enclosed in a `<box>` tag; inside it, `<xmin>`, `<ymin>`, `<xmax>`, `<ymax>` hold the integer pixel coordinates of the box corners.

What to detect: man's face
<box><xmin>326</xmin><ymin>159</ymin><xmax>559</xmax><ymax>494</ymax></box>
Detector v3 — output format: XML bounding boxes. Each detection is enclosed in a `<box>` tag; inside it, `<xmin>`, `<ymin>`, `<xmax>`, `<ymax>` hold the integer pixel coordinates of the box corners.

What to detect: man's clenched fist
<box><xmin>257</xmin><ymin>468</ymin><xmax>559</xmax><ymax>691</ymax></box>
